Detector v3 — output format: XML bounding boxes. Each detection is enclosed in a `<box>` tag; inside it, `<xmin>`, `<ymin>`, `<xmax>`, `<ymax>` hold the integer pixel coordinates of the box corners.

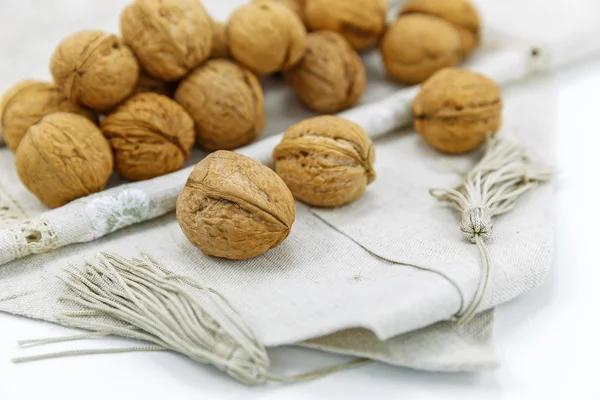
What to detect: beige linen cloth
<box><xmin>0</xmin><ymin>0</ymin><xmax>599</xmax><ymax>375</ymax></box>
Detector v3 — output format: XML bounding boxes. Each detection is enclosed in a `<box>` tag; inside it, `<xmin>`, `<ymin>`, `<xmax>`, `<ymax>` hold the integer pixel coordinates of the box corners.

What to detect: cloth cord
<box><xmin>431</xmin><ymin>137</ymin><xmax>553</xmax><ymax>325</ymax></box>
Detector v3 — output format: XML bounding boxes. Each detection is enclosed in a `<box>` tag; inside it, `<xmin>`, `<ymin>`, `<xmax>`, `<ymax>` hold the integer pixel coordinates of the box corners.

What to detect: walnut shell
<box><xmin>1</xmin><ymin>81</ymin><xmax>97</xmax><ymax>152</ymax></box>
<box><xmin>253</xmin><ymin>0</ymin><xmax>306</xmax><ymax>23</ymax></box>
<box><xmin>412</xmin><ymin>68</ymin><xmax>502</xmax><ymax>154</ymax></box>
<box><xmin>176</xmin><ymin>151</ymin><xmax>296</xmax><ymax>260</ymax></box>
<box><xmin>120</xmin><ymin>0</ymin><xmax>213</xmax><ymax>81</ymax></box>
<box><xmin>101</xmin><ymin>93</ymin><xmax>195</xmax><ymax>181</ymax></box>
<box><xmin>273</xmin><ymin>116</ymin><xmax>376</xmax><ymax>207</ymax></box>
<box><xmin>227</xmin><ymin>1</ymin><xmax>307</xmax><ymax>75</ymax></box>
<box><xmin>304</xmin><ymin>0</ymin><xmax>387</xmax><ymax>51</ymax></box>
<box><xmin>15</xmin><ymin>112</ymin><xmax>113</xmax><ymax>208</ymax></box>
<box><xmin>50</xmin><ymin>30</ymin><xmax>139</xmax><ymax>111</ymax></box>
<box><xmin>284</xmin><ymin>31</ymin><xmax>366</xmax><ymax>113</ymax></box>
<box><xmin>174</xmin><ymin>59</ymin><xmax>264</xmax><ymax>150</ymax></box>
<box><xmin>131</xmin><ymin>69</ymin><xmax>177</xmax><ymax>98</ymax></box>
<box><xmin>379</xmin><ymin>14</ymin><xmax>461</xmax><ymax>85</ymax></box>
<box><xmin>399</xmin><ymin>0</ymin><xmax>480</xmax><ymax>57</ymax></box>
<box><xmin>209</xmin><ymin>21</ymin><xmax>230</xmax><ymax>59</ymax></box>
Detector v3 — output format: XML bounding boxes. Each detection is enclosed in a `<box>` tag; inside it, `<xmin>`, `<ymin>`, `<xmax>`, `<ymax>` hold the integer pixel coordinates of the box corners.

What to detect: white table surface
<box><xmin>1</xmin><ymin>56</ymin><xmax>599</xmax><ymax>400</ymax></box>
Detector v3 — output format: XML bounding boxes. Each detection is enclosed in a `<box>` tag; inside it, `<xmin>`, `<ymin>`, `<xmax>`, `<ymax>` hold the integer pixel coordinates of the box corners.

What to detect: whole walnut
<box><xmin>304</xmin><ymin>0</ymin><xmax>387</xmax><ymax>51</ymax></box>
<box><xmin>227</xmin><ymin>1</ymin><xmax>306</xmax><ymax>75</ymax></box>
<box><xmin>176</xmin><ymin>151</ymin><xmax>296</xmax><ymax>260</ymax></box>
<box><xmin>412</xmin><ymin>68</ymin><xmax>502</xmax><ymax>154</ymax></box>
<box><xmin>131</xmin><ymin>69</ymin><xmax>177</xmax><ymax>98</ymax></box>
<box><xmin>121</xmin><ymin>0</ymin><xmax>213</xmax><ymax>81</ymax></box>
<box><xmin>209</xmin><ymin>21</ymin><xmax>230</xmax><ymax>59</ymax></box>
<box><xmin>50</xmin><ymin>30</ymin><xmax>139</xmax><ymax>111</ymax></box>
<box><xmin>15</xmin><ymin>112</ymin><xmax>113</xmax><ymax>208</ymax></box>
<box><xmin>253</xmin><ymin>0</ymin><xmax>306</xmax><ymax>23</ymax></box>
<box><xmin>101</xmin><ymin>93</ymin><xmax>195</xmax><ymax>181</ymax></box>
<box><xmin>174</xmin><ymin>59</ymin><xmax>264</xmax><ymax>150</ymax></box>
<box><xmin>273</xmin><ymin>116</ymin><xmax>376</xmax><ymax>207</ymax></box>
<box><xmin>379</xmin><ymin>14</ymin><xmax>461</xmax><ymax>85</ymax></box>
<box><xmin>284</xmin><ymin>31</ymin><xmax>366</xmax><ymax>113</ymax></box>
<box><xmin>0</xmin><ymin>80</ymin><xmax>39</xmax><ymax>146</ymax></box>
<box><xmin>1</xmin><ymin>81</ymin><xmax>97</xmax><ymax>152</ymax></box>
<box><xmin>399</xmin><ymin>0</ymin><xmax>481</xmax><ymax>57</ymax></box>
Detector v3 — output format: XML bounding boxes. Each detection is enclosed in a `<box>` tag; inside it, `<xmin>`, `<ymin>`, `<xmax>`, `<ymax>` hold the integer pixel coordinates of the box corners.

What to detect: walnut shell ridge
<box><xmin>101</xmin><ymin>93</ymin><xmax>195</xmax><ymax>181</ymax></box>
<box><xmin>273</xmin><ymin>116</ymin><xmax>376</xmax><ymax>207</ymax></box>
<box><xmin>227</xmin><ymin>1</ymin><xmax>307</xmax><ymax>75</ymax></box>
<box><xmin>399</xmin><ymin>0</ymin><xmax>481</xmax><ymax>57</ymax></box>
<box><xmin>121</xmin><ymin>0</ymin><xmax>213</xmax><ymax>81</ymax></box>
<box><xmin>379</xmin><ymin>14</ymin><xmax>461</xmax><ymax>85</ymax></box>
<box><xmin>412</xmin><ymin>68</ymin><xmax>502</xmax><ymax>154</ymax></box>
<box><xmin>174</xmin><ymin>59</ymin><xmax>264</xmax><ymax>151</ymax></box>
<box><xmin>15</xmin><ymin>112</ymin><xmax>113</xmax><ymax>208</ymax></box>
<box><xmin>1</xmin><ymin>81</ymin><xmax>97</xmax><ymax>152</ymax></box>
<box><xmin>284</xmin><ymin>31</ymin><xmax>366</xmax><ymax>113</ymax></box>
<box><xmin>304</xmin><ymin>0</ymin><xmax>387</xmax><ymax>51</ymax></box>
<box><xmin>176</xmin><ymin>151</ymin><xmax>296</xmax><ymax>260</ymax></box>
<box><xmin>50</xmin><ymin>30</ymin><xmax>139</xmax><ymax>111</ymax></box>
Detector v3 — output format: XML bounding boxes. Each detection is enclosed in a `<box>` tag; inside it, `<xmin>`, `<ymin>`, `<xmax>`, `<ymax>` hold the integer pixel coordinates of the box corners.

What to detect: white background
<box><xmin>2</xmin><ymin>0</ymin><xmax>600</xmax><ymax>398</ymax></box>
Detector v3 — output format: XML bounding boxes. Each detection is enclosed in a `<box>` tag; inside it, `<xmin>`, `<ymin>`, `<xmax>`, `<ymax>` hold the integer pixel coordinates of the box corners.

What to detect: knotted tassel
<box><xmin>12</xmin><ymin>252</ymin><xmax>369</xmax><ymax>385</ymax></box>
<box><xmin>430</xmin><ymin>137</ymin><xmax>553</xmax><ymax>325</ymax></box>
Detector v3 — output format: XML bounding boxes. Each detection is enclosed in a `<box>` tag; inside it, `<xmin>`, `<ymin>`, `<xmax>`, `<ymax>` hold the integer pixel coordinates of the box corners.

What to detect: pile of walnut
<box><xmin>0</xmin><ymin>0</ymin><xmax>502</xmax><ymax>260</ymax></box>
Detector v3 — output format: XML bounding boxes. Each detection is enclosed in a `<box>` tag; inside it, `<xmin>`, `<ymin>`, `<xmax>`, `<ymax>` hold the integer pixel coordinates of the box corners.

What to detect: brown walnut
<box><xmin>253</xmin><ymin>0</ymin><xmax>306</xmax><ymax>23</ymax></box>
<box><xmin>1</xmin><ymin>81</ymin><xmax>97</xmax><ymax>152</ymax></box>
<box><xmin>284</xmin><ymin>31</ymin><xmax>366</xmax><ymax>113</ymax></box>
<box><xmin>273</xmin><ymin>116</ymin><xmax>376</xmax><ymax>207</ymax></box>
<box><xmin>209</xmin><ymin>21</ymin><xmax>230</xmax><ymax>59</ymax></box>
<box><xmin>399</xmin><ymin>0</ymin><xmax>481</xmax><ymax>57</ymax></box>
<box><xmin>304</xmin><ymin>0</ymin><xmax>387</xmax><ymax>51</ymax></box>
<box><xmin>227</xmin><ymin>1</ymin><xmax>306</xmax><ymax>75</ymax></box>
<box><xmin>412</xmin><ymin>68</ymin><xmax>502</xmax><ymax>154</ymax></box>
<box><xmin>174</xmin><ymin>59</ymin><xmax>264</xmax><ymax>151</ymax></box>
<box><xmin>121</xmin><ymin>0</ymin><xmax>213</xmax><ymax>81</ymax></box>
<box><xmin>15</xmin><ymin>112</ymin><xmax>113</xmax><ymax>208</ymax></box>
<box><xmin>131</xmin><ymin>69</ymin><xmax>177</xmax><ymax>98</ymax></box>
<box><xmin>379</xmin><ymin>14</ymin><xmax>461</xmax><ymax>85</ymax></box>
<box><xmin>50</xmin><ymin>30</ymin><xmax>139</xmax><ymax>111</ymax></box>
<box><xmin>176</xmin><ymin>151</ymin><xmax>296</xmax><ymax>260</ymax></box>
<box><xmin>101</xmin><ymin>93</ymin><xmax>195</xmax><ymax>181</ymax></box>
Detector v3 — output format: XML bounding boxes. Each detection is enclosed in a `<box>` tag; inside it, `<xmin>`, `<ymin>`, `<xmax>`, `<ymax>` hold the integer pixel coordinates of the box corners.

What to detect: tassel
<box><xmin>12</xmin><ymin>252</ymin><xmax>369</xmax><ymax>385</ymax></box>
<box><xmin>430</xmin><ymin>137</ymin><xmax>553</xmax><ymax>325</ymax></box>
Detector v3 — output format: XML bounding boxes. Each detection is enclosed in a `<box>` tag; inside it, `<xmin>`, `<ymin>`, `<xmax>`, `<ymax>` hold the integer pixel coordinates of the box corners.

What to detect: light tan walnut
<box><xmin>304</xmin><ymin>0</ymin><xmax>387</xmax><ymax>51</ymax></box>
<box><xmin>399</xmin><ymin>0</ymin><xmax>481</xmax><ymax>57</ymax></box>
<box><xmin>253</xmin><ymin>0</ymin><xmax>306</xmax><ymax>23</ymax></box>
<box><xmin>174</xmin><ymin>59</ymin><xmax>264</xmax><ymax>150</ymax></box>
<box><xmin>101</xmin><ymin>93</ymin><xmax>195</xmax><ymax>181</ymax></box>
<box><xmin>120</xmin><ymin>0</ymin><xmax>213</xmax><ymax>81</ymax></box>
<box><xmin>1</xmin><ymin>81</ymin><xmax>97</xmax><ymax>152</ymax></box>
<box><xmin>227</xmin><ymin>1</ymin><xmax>306</xmax><ymax>75</ymax></box>
<box><xmin>50</xmin><ymin>30</ymin><xmax>139</xmax><ymax>111</ymax></box>
<box><xmin>412</xmin><ymin>68</ymin><xmax>502</xmax><ymax>154</ymax></box>
<box><xmin>176</xmin><ymin>151</ymin><xmax>296</xmax><ymax>260</ymax></box>
<box><xmin>284</xmin><ymin>31</ymin><xmax>366</xmax><ymax>113</ymax></box>
<box><xmin>273</xmin><ymin>116</ymin><xmax>376</xmax><ymax>207</ymax></box>
<box><xmin>380</xmin><ymin>14</ymin><xmax>461</xmax><ymax>85</ymax></box>
<box><xmin>209</xmin><ymin>21</ymin><xmax>230</xmax><ymax>59</ymax></box>
<box><xmin>15</xmin><ymin>112</ymin><xmax>113</xmax><ymax>208</ymax></box>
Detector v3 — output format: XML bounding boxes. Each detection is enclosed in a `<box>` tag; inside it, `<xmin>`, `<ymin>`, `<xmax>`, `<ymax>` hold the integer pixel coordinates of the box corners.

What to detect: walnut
<box><xmin>227</xmin><ymin>1</ymin><xmax>306</xmax><ymax>75</ymax></box>
<box><xmin>131</xmin><ymin>69</ymin><xmax>177</xmax><ymax>98</ymax></box>
<box><xmin>120</xmin><ymin>0</ymin><xmax>213</xmax><ymax>81</ymax></box>
<box><xmin>273</xmin><ymin>116</ymin><xmax>376</xmax><ymax>207</ymax></box>
<box><xmin>284</xmin><ymin>31</ymin><xmax>366</xmax><ymax>113</ymax></box>
<box><xmin>15</xmin><ymin>112</ymin><xmax>113</xmax><ymax>208</ymax></box>
<box><xmin>379</xmin><ymin>14</ymin><xmax>461</xmax><ymax>85</ymax></box>
<box><xmin>399</xmin><ymin>0</ymin><xmax>481</xmax><ymax>57</ymax></box>
<box><xmin>253</xmin><ymin>0</ymin><xmax>306</xmax><ymax>23</ymax></box>
<box><xmin>1</xmin><ymin>81</ymin><xmax>97</xmax><ymax>152</ymax></box>
<box><xmin>412</xmin><ymin>68</ymin><xmax>502</xmax><ymax>154</ymax></box>
<box><xmin>176</xmin><ymin>151</ymin><xmax>296</xmax><ymax>260</ymax></box>
<box><xmin>304</xmin><ymin>0</ymin><xmax>387</xmax><ymax>51</ymax></box>
<box><xmin>174</xmin><ymin>59</ymin><xmax>264</xmax><ymax>150</ymax></box>
<box><xmin>50</xmin><ymin>30</ymin><xmax>139</xmax><ymax>111</ymax></box>
<box><xmin>101</xmin><ymin>93</ymin><xmax>195</xmax><ymax>181</ymax></box>
<box><xmin>209</xmin><ymin>21</ymin><xmax>230</xmax><ymax>59</ymax></box>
